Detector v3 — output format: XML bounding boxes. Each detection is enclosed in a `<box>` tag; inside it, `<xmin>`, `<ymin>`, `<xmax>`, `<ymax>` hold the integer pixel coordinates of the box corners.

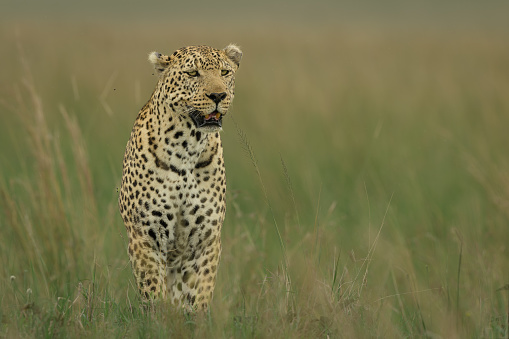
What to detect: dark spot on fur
<box><xmin>182</xmin><ymin>271</ymin><xmax>191</xmax><ymax>283</ymax></box>
<box><xmin>148</xmin><ymin>229</ymin><xmax>157</xmax><ymax>241</ymax></box>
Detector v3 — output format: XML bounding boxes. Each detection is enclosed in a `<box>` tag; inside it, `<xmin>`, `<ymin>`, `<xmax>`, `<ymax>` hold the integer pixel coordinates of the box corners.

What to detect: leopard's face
<box><xmin>150</xmin><ymin>45</ymin><xmax>242</xmax><ymax>133</ymax></box>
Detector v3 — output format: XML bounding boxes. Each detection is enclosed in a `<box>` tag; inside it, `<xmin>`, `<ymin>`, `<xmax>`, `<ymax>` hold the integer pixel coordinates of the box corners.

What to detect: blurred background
<box><xmin>1</xmin><ymin>0</ymin><xmax>508</xmax><ymax>337</ymax></box>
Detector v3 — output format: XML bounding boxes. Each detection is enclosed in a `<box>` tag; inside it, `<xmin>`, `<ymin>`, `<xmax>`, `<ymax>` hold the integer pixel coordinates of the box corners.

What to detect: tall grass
<box><xmin>1</xmin><ymin>20</ymin><xmax>509</xmax><ymax>337</ymax></box>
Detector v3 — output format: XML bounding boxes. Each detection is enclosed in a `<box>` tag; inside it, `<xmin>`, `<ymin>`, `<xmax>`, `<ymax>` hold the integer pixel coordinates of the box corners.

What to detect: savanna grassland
<box><xmin>1</xmin><ymin>4</ymin><xmax>509</xmax><ymax>338</ymax></box>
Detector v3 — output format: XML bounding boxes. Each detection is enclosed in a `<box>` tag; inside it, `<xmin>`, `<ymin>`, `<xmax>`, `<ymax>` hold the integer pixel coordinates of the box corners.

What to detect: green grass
<box><xmin>1</xmin><ymin>17</ymin><xmax>509</xmax><ymax>338</ymax></box>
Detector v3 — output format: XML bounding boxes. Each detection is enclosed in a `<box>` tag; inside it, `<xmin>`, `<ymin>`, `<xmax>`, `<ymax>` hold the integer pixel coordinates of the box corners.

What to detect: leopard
<box><xmin>118</xmin><ymin>44</ymin><xmax>242</xmax><ymax>310</ymax></box>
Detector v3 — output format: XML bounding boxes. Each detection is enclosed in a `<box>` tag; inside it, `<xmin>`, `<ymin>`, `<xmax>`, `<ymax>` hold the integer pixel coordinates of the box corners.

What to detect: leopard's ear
<box><xmin>148</xmin><ymin>51</ymin><xmax>171</xmax><ymax>76</ymax></box>
<box><xmin>223</xmin><ymin>44</ymin><xmax>242</xmax><ymax>67</ymax></box>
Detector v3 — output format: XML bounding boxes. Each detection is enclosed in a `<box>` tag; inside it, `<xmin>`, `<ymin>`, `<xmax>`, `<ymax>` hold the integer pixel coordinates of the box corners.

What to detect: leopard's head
<box><xmin>149</xmin><ymin>45</ymin><xmax>242</xmax><ymax>133</ymax></box>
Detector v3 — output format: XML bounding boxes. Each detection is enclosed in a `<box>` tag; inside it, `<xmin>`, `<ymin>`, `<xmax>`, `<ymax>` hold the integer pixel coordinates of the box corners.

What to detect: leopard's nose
<box><xmin>206</xmin><ymin>92</ymin><xmax>227</xmax><ymax>104</ymax></box>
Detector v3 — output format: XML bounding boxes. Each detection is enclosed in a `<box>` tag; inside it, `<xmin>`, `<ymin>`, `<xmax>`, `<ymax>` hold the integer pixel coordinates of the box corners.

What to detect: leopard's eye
<box><xmin>185</xmin><ymin>70</ymin><xmax>199</xmax><ymax>77</ymax></box>
<box><xmin>221</xmin><ymin>69</ymin><xmax>230</xmax><ymax>76</ymax></box>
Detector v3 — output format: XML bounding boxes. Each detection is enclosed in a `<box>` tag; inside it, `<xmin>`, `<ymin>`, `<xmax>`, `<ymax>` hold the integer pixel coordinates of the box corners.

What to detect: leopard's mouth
<box><xmin>189</xmin><ymin>110</ymin><xmax>223</xmax><ymax>129</ymax></box>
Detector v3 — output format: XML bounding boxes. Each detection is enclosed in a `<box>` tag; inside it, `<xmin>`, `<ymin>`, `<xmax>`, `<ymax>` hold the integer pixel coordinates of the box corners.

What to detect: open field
<box><xmin>1</xmin><ymin>5</ymin><xmax>509</xmax><ymax>337</ymax></box>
